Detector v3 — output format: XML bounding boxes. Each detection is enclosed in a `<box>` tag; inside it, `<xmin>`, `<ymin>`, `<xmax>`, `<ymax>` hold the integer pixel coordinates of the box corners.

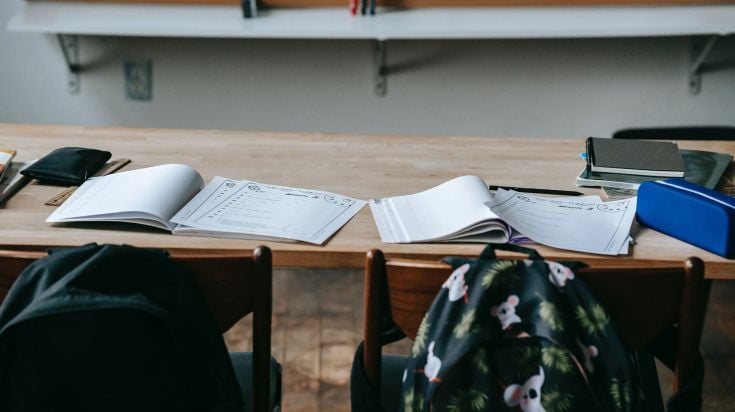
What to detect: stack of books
<box><xmin>576</xmin><ymin>137</ymin><xmax>732</xmax><ymax>197</ymax></box>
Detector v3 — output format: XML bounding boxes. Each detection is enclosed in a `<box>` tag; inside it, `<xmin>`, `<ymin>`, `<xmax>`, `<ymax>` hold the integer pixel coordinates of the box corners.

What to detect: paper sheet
<box><xmin>486</xmin><ymin>190</ymin><xmax>636</xmax><ymax>255</ymax></box>
<box><xmin>369</xmin><ymin>176</ymin><xmax>508</xmax><ymax>243</ymax></box>
<box><xmin>46</xmin><ymin>164</ymin><xmax>204</xmax><ymax>231</ymax></box>
<box><xmin>171</xmin><ymin>176</ymin><xmax>366</xmax><ymax>245</ymax></box>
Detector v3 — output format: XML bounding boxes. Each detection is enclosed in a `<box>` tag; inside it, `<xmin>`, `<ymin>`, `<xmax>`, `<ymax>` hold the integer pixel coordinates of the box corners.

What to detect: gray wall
<box><xmin>2</xmin><ymin>0</ymin><xmax>734</xmax><ymax>138</ymax></box>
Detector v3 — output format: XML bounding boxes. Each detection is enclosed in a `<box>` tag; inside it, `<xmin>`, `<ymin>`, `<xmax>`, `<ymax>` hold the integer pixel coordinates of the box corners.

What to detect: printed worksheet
<box><xmin>486</xmin><ymin>189</ymin><xmax>637</xmax><ymax>255</ymax></box>
<box><xmin>171</xmin><ymin>176</ymin><xmax>366</xmax><ymax>245</ymax></box>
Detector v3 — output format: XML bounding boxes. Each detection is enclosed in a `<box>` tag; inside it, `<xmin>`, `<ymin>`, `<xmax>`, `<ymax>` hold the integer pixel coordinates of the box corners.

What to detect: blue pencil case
<box><xmin>637</xmin><ymin>178</ymin><xmax>735</xmax><ymax>258</ymax></box>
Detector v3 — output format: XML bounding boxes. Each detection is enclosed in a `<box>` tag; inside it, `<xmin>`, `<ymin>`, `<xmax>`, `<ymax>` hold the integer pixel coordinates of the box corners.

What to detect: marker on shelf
<box><xmin>241</xmin><ymin>0</ymin><xmax>257</xmax><ymax>18</ymax></box>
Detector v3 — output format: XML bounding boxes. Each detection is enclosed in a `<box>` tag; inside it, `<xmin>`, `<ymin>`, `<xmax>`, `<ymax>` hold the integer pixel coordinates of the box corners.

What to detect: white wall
<box><xmin>1</xmin><ymin>0</ymin><xmax>734</xmax><ymax>138</ymax></box>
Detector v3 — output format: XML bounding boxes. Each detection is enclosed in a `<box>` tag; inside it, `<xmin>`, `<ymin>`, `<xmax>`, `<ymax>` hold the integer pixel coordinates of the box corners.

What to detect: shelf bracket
<box><xmin>688</xmin><ymin>35</ymin><xmax>718</xmax><ymax>95</ymax></box>
<box><xmin>57</xmin><ymin>34</ymin><xmax>81</xmax><ymax>94</ymax></box>
<box><xmin>373</xmin><ymin>40</ymin><xmax>387</xmax><ymax>96</ymax></box>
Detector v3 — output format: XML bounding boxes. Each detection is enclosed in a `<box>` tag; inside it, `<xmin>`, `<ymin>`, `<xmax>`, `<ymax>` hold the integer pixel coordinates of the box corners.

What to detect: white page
<box><xmin>506</xmin><ymin>194</ymin><xmax>603</xmax><ymax>244</ymax></box>
<box><xmin>47</xmin><ymin>164</ymin><xmax>204</xmax><ymax>231</ymax></box>
<box><xmin>170</xmin><ymin>177</ymin><xmax>366</xmax><ymax>245</ymax></box>
<box><xmin>486</xmin><ymin>190</ymin><xmax>636</xmax><ymax>255</ymax></box>
<box><xmin>370</xmin><ymin>175</ymin><xmax>501</xmax><ymax>243</ymax></box>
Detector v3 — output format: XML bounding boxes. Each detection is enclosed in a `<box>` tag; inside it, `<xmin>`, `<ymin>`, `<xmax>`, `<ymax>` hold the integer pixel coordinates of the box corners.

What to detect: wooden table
<box><xmin>1</xmin><ymin>123</ymin><xmax>733</xmax><ymax>279</ymax></box>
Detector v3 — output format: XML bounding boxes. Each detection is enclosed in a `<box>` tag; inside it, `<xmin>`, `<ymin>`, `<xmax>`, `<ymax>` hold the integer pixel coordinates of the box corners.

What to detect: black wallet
<box><xmin>21</xmin><ymin>147</ymin><xmax>111</xmax><ymax>186</ymax></box>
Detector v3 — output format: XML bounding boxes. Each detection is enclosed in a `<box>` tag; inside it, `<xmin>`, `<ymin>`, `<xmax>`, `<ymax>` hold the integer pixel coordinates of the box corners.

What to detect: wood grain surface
<box><xmin>1</xmin><ymin>123</ymin><xmax>733</xmax><ymax>278</ymax></box>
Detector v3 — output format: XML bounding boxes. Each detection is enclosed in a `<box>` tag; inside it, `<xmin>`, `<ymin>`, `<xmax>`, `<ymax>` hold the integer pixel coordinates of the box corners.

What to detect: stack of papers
<box><xmin>486</xmin><ymin>189</ymin><xmax>635</xmax><ymax>255</ymax></box>
<box><xmin>370</xmin><ymin>176</ymin><xmax>520</xmax><ymax>244</ymax></box>
<box><xmin>370</xmin><ymin>176</ymin><xmax>636</xmax><ymax>255</ymax></box>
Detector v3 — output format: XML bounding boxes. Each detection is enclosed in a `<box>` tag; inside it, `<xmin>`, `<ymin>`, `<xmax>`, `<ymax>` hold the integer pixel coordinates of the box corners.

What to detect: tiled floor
<box><xmin>224</xmin><ymin>269</ymin><xmax>735</xmax><ymax>411</ymax></box>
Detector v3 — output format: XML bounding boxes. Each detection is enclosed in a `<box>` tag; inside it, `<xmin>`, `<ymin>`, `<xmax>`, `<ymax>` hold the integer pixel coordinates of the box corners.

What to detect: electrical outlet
<box><xmin>124</xmin><ymin>60</ymin><xmax>152</xmax><ymax>101</ymax></box>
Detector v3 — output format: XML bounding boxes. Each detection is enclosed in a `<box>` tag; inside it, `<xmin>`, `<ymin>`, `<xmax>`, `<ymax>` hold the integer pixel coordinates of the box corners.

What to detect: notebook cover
<box><xmin>587</xmin><ymin>137</ymin><xmax>684</xmax><ymax>177</ymax></box>
<box><xmin>577</xmin><ymin>149</ymin><xmax>733</xmax><ymax>190</ymax></box>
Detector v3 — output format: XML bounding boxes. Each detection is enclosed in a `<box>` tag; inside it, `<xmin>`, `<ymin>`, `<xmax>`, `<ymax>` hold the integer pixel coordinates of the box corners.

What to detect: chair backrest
<box><xmin>363</xmin><ymin>249</ymin><xmax>707</xmax><ymax>401</ymax></box>
<box><xmin>612</xmin><ymin>126</ymin><xmax>735</xmax><ymax>141</ymax></box>
<box><xmin>0</xmin><ymin>246</ymin><xmax>273</xmax><ymax>412</ymax></box>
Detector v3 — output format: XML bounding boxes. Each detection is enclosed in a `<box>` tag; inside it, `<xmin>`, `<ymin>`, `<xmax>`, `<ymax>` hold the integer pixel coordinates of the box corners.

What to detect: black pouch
<box><xmin>21</xmin><ymin>147</ymin><xmax>111</xmax><ymax>186</ymax></box>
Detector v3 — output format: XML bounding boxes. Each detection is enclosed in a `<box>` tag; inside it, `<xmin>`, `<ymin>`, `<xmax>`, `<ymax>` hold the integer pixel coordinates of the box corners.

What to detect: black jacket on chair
<box><xmin>0</xmin><ymin>243</ymin><xmax>244</xmax><ymax>412</ymax></box>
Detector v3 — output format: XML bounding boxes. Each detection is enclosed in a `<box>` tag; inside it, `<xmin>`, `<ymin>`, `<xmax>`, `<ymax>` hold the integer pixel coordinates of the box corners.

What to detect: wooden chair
<box><xmin>362</xmin><ymin>249</ymin><xmax>708</xmax><ymax>411</ymax></box>
<box><xmin>0</xmin><ymin>246</ymin><xmax>279</xmax><ymax>412</ymax></box>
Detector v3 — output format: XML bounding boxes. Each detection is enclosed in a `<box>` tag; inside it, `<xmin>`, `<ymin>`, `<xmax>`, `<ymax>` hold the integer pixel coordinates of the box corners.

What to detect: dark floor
<box><xmin>224</xmin><ymin>269</ymin><xmax>735</xmax><ymax>412</ymax></box>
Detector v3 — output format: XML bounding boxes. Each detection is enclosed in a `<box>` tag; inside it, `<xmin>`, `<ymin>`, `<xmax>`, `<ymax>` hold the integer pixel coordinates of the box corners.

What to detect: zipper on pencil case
<box><xmin>654</xmin><ymin>180</ymin><xmax>735</xmax><ymax>211</ymax></box>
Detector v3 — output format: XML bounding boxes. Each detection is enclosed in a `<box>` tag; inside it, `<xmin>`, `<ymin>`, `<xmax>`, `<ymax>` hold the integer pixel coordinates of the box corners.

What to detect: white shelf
<box><xmin>7</xmin><ymin>1</ymin><xmax>735</xmax><ymax>40</ymax></box>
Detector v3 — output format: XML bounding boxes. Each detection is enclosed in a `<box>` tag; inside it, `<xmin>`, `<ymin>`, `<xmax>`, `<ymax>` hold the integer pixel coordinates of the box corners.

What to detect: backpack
<box><xmin>400</xmin><ymin>244</ymin><xmax>639</xmax><ymax>412</ymax></box>
<box><xmin>0</xmin><ymin>243</ymin><xmax>243</xmax><ymax>412</ymax></box>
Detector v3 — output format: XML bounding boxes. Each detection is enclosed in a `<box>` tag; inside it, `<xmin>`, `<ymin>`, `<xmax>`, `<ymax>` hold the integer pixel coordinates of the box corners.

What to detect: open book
<box><xmin>370</xmin><ymin>176</ymin><xmax>636</xmax><ymax>255</ymax></box>
<box><xmin>370</xmin><ymin>176</ymin><xmax>520</xmax><ymax>244</ymax></box>
<box><xmin>47</xmin><ymin>164</ymin><xmax>366</xmax><ymax>245</ymax></box>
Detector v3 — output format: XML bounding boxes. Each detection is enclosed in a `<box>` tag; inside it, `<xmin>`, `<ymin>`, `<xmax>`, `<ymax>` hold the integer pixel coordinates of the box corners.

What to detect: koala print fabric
<box><xmin>400</xmin><ymin>244</ymin><xmax>638</xmax><ymax>412</ymax></box>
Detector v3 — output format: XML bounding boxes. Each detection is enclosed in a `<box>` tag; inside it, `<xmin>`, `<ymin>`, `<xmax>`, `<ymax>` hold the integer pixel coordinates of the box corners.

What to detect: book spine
<box><xmin>585</xmin><ymin>137</ymin><xmax>594</xmax><ymax>170</ymax></box>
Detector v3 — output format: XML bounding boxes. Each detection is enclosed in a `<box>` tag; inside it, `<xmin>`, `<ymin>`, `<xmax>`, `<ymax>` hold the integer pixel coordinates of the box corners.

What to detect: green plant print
<box><xmin>472</xmin><ymin>348</ymin><xmax>490</xmax><ymax>374</ymax></box>
<box><xmin>453</xmin><ymin>309</ymin><xmax>477</xmax><ymax>338</ymax></box>
<box><xmin>412</xmin><ymin>314</ymin><xmax>430</xmax><ymax>356</ymax></box>
<box><xmin>519</xmin><ymin>346</ymin><xmax>542</xmax><ymax>365</ymax></box>
<box><xmin>539</xmin><ymin>299</ymin><xmax>565</xmax><ymax>332</ymax></box>
<box><xmin>575</xmin><ymin>304</ymin><xmax>610</xmax><ymax>336</ymax></box>
<box><xmin>403</xmin><ymin>388</ymin><xmax>425</xmax><ymax>412</ymax></box>
<box><xmin>482</xmin><ymin>260</ymin><xmax>520</xmax><ymax>289</ymax></box>
<box><xmin>447</xmin><ymin>388</ymin><xmax>488</xmax><ymax>412</ymax></box>
<box><xmin>609</xmin><ymin>378</ymin><xmax>632</xmax><ymax>411</ymax></box>
<box><xmin>542</xmin><ymin>387</ymin><xmax>574</xmax><ymax>412</ymax></box>
<box><xmin>513</xmin><ymin>346</ymin><xmax>542</xmax><ymax>380</ymax></box>
<box><xmin>542</xmin><ymin>346</ymin><xmax>573</xmax><ymax>374</ymax></box>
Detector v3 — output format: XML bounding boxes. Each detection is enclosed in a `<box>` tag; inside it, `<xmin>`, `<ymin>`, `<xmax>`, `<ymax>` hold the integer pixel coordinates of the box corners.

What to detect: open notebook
<box><xmin>47</xmin><ymin>164</ymin><xmax>366</xmax><ymax>245</ymax></box>
<box><xmin>369</xmin><ymin>175</ymin><xmax>636</xmax><ymax>255</ymax></box>
<box><xmin>370</xmin><ymin>176</ymin><xmax>520</xmax><ymax>243</ymax></box>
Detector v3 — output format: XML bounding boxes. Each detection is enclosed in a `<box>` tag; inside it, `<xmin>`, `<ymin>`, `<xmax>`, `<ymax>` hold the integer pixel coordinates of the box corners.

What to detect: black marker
<box><xmin>489</xmin><ymin>185</ymin><xmax>584</xmax><ymax>197</ymax></box>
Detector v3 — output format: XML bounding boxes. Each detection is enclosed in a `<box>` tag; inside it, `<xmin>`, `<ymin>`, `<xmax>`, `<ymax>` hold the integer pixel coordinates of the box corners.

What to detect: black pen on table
<box><xmin>488</xmin><ymin>185</ymin><xmax>585</xmax><ymax>197</ymax></box>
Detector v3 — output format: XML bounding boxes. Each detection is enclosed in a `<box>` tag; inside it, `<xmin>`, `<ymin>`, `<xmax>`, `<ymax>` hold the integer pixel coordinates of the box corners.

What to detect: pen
<box><xmin>489</xmin><ymin>185</ymin><xmax>585</xmax><ymax>197</ymax></box>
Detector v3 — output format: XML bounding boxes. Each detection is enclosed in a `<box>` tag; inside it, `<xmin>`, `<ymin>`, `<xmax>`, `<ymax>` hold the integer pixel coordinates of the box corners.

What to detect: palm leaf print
<box><xmin>412</xmin><ymin>315</ymin><xmax>430</xmax><ymax>356</ymax></box>
<box><xmin>513</xmin><ymin>347</ymin><xmax>542</xmax><ymax>380</ymax></box>
<box><xmin>481</xmin><ymin>260</ymin><xmax>519</xmax><ymax>289</ymax></box>
<box><xmin>404</xmin><ymin>388</ymin><xmax>425</xmax><ymax>412</ymax></box>
<box><xmin>472</xmin><ymin>348</ymin><xmax>490</xmax><ymax>374</ymax></box>
<box><xmin>576</xmin><ymin>304</ymin><xmax>610</xmax><ymax>336</ymax></box>
<box><xmin>453</xmin><ymin>309</ymin><xmax>477</xmax><ymax>338</ymax></box>
<box><xmin>447</xmin><ymin>388</ymin><xmax>488</xmax><ymax>412</ymax></box>
<box><xmin>542</xmin><ymin>346</ymin><xmax>573</xmax><ymax>374</ymax></box>
<box><xmin>542</xmin><ymin>387</ymin><xmax>574</xmax><ymax>412</ymax></box>
<box><xmin>609</xmin><ymin>378</ymin><xmax>632</xmax><ymax>411</ymax></box>
<box><xmin>539</xmin><ymin>300</ymin><xmax>565</xmax><ymax>332</ymax></box>
<box><xmin>591</xmin><ymin>304</ymin><xmax>611</xmax><ymax>335</ymax></box>
<box><xmin>518</xmin><ymin>346</ymin><xmax>542</xmax><ymax>365</ymax></box>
